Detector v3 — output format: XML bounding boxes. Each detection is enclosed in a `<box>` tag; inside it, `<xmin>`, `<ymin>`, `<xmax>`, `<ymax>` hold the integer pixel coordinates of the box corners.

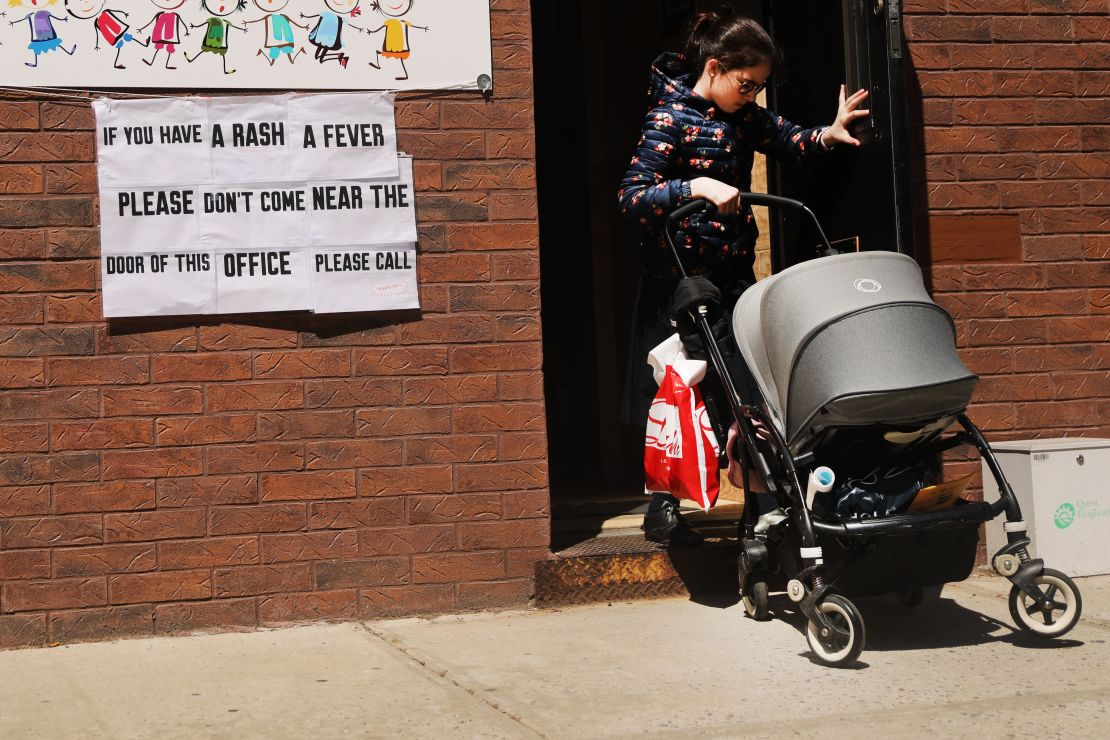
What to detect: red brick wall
<box><xmin>903</xmin><ymin>2</ymin><xmax>1109</xmax><ymax>496</ymax></box>
<box><xmin>0</xmin><ymin>0</ymin><xmax>548</xmax><ymax>649</ymax></box>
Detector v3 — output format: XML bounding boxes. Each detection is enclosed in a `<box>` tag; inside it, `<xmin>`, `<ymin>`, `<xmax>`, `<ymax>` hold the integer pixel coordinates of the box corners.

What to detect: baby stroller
<box><xmin>664</xmin><ymin>196</ymin><xmax>1083</xmax><ymax>667</ymax></box>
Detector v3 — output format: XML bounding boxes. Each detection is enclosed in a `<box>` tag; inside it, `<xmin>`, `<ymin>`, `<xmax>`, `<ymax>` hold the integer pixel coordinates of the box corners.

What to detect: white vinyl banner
<box><xmin>0</xmin><ymin>0</ymin><xmax>492</xmax><ymax>91</ymax></box>
<box><xmin>95</xmin><ymin>92</ymin><xmax>419</xmax><ymax>317</ymax></box>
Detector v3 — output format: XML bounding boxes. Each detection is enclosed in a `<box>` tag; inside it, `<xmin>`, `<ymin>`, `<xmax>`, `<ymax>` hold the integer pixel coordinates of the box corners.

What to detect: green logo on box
<box><xmin>1054</xmin><ymin>503</ymin><xmax>1076</xmax><ymax>530</ymax></box>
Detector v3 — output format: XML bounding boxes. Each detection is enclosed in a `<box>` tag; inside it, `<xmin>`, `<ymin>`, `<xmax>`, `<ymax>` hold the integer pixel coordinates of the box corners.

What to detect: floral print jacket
<box><xmin>618</xmin><ymin>52</ymin><xmax>827</xmax><ymax>282</ymax></box>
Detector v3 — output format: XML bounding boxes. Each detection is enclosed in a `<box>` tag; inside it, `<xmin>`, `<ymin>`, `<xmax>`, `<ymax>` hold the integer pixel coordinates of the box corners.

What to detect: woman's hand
<box><xmin>689</xmin><ymin>177</ymin><xmax>740</xmax><ymax>215</ymax></box>
<box><xmin>822</xmin><ymin>85</ymin><xmax>870</xmax><ymax>148</ymax></box>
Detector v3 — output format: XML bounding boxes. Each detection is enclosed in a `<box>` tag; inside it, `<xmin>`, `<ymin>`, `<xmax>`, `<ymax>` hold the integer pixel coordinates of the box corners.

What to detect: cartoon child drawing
<box><xmin>365</xmin><ymin>0</ymin><xmax>426</xmax><ymax>81</ymax></box>
<box><xmin>185</xmin><ymin>0</ymin><xmax>248</xmax><ymax>75</ymax></box>
<box><xmin>64</xmin><ymin>0</ymin><xmax>149</xmax><ymax>69</ymax></box>
<box><xmin>244</xmin><ymin>0</ymin><xmax>306</xmax><ymax>66</ymax></box>
<box><xmin>138</xmin><ymin>0</ymin><xmax>188</xmax><ymax>69</ymax></box>
<box><xmin>300</xmin><ymin>0</ymin><xmax>362</xmax><ymax>68</ymax></box>
<box><xmin>8</xmin><ymin>0</ymin><xmax>77</xmax><ymax>68</ymax></box>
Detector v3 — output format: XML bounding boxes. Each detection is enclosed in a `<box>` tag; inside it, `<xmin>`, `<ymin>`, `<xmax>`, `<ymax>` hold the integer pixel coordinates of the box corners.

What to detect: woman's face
<box><xmin>377</xmin><ymin>0</ymin><xmax>412</xmax><ymax>17</ymax></box>
<box><xmin>66</xmin><ymin>0</ymin><xmax>105</xmax><ymax>18</ymax></box>
<box><xmin>253</xmin><ymin>0</ymin><xmax>289</xmax><ymax>11</ymax></box>
<box><xmin>324</xmin><ymin>0</ymin><xmax>359</xmax><ymax>14</ymax></box>
<box><xmin>704</xmin><ymin>60</ymin><xmax>772</xmax><ymax>114</ymax></box>
<box><xmin>203</xmin><ymin>0</ymin><xmax>239</xmax><ymax>16</ymax></box>
<box><xmin>151</xmin><ymin>0</ymin><xmax>187</xmax><ymax>9</ymax></box>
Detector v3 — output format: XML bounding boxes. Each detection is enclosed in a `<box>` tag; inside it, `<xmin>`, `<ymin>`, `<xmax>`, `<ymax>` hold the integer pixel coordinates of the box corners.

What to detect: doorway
<box><xmin>531</xmin><ymin>0</ymin><xmax>913</xmax><ymax>542</ymax></box>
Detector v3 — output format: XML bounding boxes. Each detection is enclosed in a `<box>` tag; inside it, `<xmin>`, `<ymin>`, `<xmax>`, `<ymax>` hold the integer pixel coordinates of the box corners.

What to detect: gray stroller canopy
<box><xmin>732</xmin><ymin>252</ymin><xmax>978</xmax><ymax>450</ymax></box>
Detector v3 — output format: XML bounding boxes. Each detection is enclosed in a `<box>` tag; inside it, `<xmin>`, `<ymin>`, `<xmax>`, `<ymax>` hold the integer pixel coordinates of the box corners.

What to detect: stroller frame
<box><xmin>664</xmin><ymin>197</ymin><xmax>1083</xmax><ymax>666</ymax></box>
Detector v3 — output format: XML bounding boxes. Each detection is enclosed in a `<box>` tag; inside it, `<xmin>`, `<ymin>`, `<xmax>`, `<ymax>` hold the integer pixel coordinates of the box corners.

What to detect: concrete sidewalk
<box><xmin>3</xmin><ymin>574</ymin><xmax>1109</xmax><ymax>739</ymax></box>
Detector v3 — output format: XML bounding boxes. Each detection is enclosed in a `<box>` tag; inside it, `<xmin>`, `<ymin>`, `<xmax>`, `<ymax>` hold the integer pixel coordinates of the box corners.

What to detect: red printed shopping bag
<box><xmin>644</xmin><ymin>365</ymin><xmax>721</xmax><ymax>511</ymax></box>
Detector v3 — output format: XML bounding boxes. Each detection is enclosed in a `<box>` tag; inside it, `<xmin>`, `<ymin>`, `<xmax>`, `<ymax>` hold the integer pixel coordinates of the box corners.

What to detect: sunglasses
<box><xmin>719</xmin><ymin>66</ymin><xmax>770</xmax><ymax>96</ymax></box>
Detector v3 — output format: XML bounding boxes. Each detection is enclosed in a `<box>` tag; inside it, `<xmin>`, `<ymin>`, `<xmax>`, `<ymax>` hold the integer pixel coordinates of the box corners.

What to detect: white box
<box><xmin>984</xmin><ymin>438</ymin><xmax>1110</xmax><ymax>577</ymax></box>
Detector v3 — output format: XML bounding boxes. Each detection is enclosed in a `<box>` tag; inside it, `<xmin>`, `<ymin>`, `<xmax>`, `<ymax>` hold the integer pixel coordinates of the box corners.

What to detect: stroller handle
<box><xmin>665</xmin><ymin>193</ymin><xmax>836</xmax><ymax>278</ymax></box>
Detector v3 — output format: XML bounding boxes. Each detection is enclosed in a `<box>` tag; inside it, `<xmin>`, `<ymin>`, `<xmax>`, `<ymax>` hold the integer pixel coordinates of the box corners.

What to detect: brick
<box><xmin>405</xmin><ymin>435</ymin><xmax>498</xmax><ymax>464</ymax></box>
<box><xmin>103</xmin><ymin>386</ymin><xmax>204</xmax><ymax>417</ymax></box>
<box><xmin>259</xmin><ymin>589</ymin><xmax>359</xmax><ymax>624</ymax></box>
<box><xmin>54</xmin><ymin>544</ymin><xmax>157</xmax><ymax>577</ymax></box>
<box><xmin>1033</xmin><ymin>42</ymin><xmax>1110</xmax><ymax>68</ymax></box>
<box><xmin>2</xmin><ymin>578</ymin><xmax>107</xmax><ymax>613</ymax></box>
<box><xmin>259</xmin><ymin>470</ymin><xmax>357</xmax><ymax>502</ymax></box>
<box><xmin>487</xmin><ymin>192</ymin><xmax>538</xmax><ymax>221</ymax></box>
<box><xmin>917</xmin><ymin>71</ymin><xmax>994</xmax><ymax>97</ymax></box>
<box><xmin>446</xmin><ymin>223</ymin><xmax>540</xmax><ymax>252</ymax></box>
<box><xmin>53</xmin><ymin>418</ymin><xmax>154</xmax><ymax>451</ymax></box>
<box><xmin>47</xmin><ymin>227</ymin><xmax>99</xmax><ymax>259</ymax></box>
<box><xmin>494</xmin><ymin>315</ymin><xmax>541</xmax><ymax>342</ymax></box>
<box><xmin>0</xmin><ymin>230</ymin><xmax>46</xmax><ymax>260</ymax></box>
<box><xmin>46</xmin><ymin>294</ymin><xmax>101</xmax><ymax>323</ymax></box>
<box><xmin>922</xmin><ymin>127</ymin><xmax>997</xmax><ymax>154</ymax></box>
<box><xmin>152</xmin><ymin>352</ymin><xmax>252</xmax><ymax>383</ymax></box>
<box><xmin>0</xmin><ymin>452</ymin><xmax>99</xmax><ymax>485</ymax></box>
<box><xmin>499</xmin><ymin>372</ymin><xmax>544</xmax><ymax>401</ymax></box>
<box><xmin>458</xmin><ymin>519</ymin><xmax>548</xmax><ymax>550</ymax></box>
<box><xmin>260</xmin><ymin>531</ymin><xmax>359</xmax><ymax>563</ymax></box>
<box><xmin>395</xmin><ymin>100</ymin><xmax>440</xmax><ymax>128</ymax></box>
<box><xmin>408</xmin><ymin>493</ymin><xmax>501</xmax><ymax>524</ymax></box>
<box><xmin>154</xmin><ymin>599</ymin><xmax>256</xmax><ymax>634</ymax></box>
<box><xmin>398</xmin><ymin>131</ymin><xmax>486</xmax><ymax>160</ymax></box>
<box><xmin>998</xmin><ymin>126</ymin><xmax>1080</xmax><ymax>152</ymax></box>
<box><xmin>964</xmin><ymin>317</ymin><xmax>1050</xmax><ymax>346</ymax></box>
<box><xmin>454</xmin><ymin>402</ymin><xmax>545</xmax><ymax>432</ymax></box>
<box><xmin>359</xmin><ymin>584</ymin><xmax>454</xmax><ymax>618</ymax></box>
<box><xmin>0</xmin><ymin>485</ymin><xmax>49</xmax><ymax>517</ymax></box>
<box><xmin>500</xmin><ymin>432</ymin><xmax>547</xmax><ymax>462</ymax></box>
<box><xmin>451</xmin><ymin>342</ymin><xmax>541</xmax><ymax>372</ymax></box>
<box><xmin>109</xmin><ymin>569</ymin><xmax>211</xmax><ymax>605</ymax></box>
<box><xmin>1037</xmin><ymin>98</ymin><xmax>1110</xmax><ymax>125</ymax></box>
<box><xmin>54</xmin><ymin>480</ymin><xmax>156</xmax><ymax>514</ymax></box>
<box><xmin>0</xmin><ymin>295</ymin><xmax>44</xmax><ymax>325</ymax></box>
<box><xmin>105</xmin><ymin>509</ymin><xmax>206</xmax><ymax>543</ymax></box>
<box><xmin>974</xmin><ymin>374</ymin><xmax>1055</xmax><ymax>403</ymax></box>
<box><xmin>205</xmin><ymin>442</ymin><xmax>304</xmax><ymax>474</ymax></box>
<box><xmin>308</xmin><ymin>498</ymin><xmax>406</xmax><ymax>529</ymax></box>
<box><xmin>41</xmin><ymin>103</ymin><xmax>94</xmax><ymax>130</ymax></box>
<box><xmin>412</xmin><ymin>551</ymin><xmax>506</xmax><ymax>584</ymax></box>
<box><xmin>1015</xmin><ymin>399</ymin><xmax>1099</xmax><ymax>428</ymax></box>
<box><xmin>254</xmin><ymin>350</ymin><xmax>350</xmax><ymax>379</ymax></box>
<box><xmin>1050</xmin><ymin>316</ymin><xmax>1110</xmax><ymax>344</ymax></box>
<box><xmin>314</xmin><ymin>558</ymin><xmax>410</xmax><ymax>589</ymax></box>
<box><xmin>359</xmin><ymin>465</ymin><xmax>453</xmax><ymax>496</ymax></box>
<box><xmin>352</xmin><ymin>347</ymin><xmax>448</xmax><ymax>376</ymax></box>
<box><xmin>0</xmin><ymin>614</ymin><xmax>47</xmax><ymax>649</ymax></box>
<box><xmin>159</xmin><ymin>536</ymin><xmax>260</xmax><ymax>570</ymax></box>
<box><xmin>954</xmin><ymin>100</ymin><xmax>1036</xmax><ymax>126</ymax></box>
<box><xmin>403</xmin><ymin>375</ymin><xmax>497</xmax><ymax>405</ymax></box>
<box><xmin>0</xmin><ymin>165</ymin><xmax>43</xmax><ymax>194</ymax></box>
<box><xmin>1000</xmin><ymin>181</ymin><xmax>1082</xmax><ymax>209</ymax></box>
<box><xmin>441</xmin><ymin>101</ymin><xmax>533</xmax><ymax>130</ymax></box>
<box><xmin>443</xmin><ymin>162</ymin><xmax>536</xmax><ymax>190</ymax></box>
<box><xmin>258</xmin><ymin>410</ymin><xmax>355</xmax><ymax>441</ymax></box>
<box><xmin>418</xmin><ymin>254</ymin><xmax>492</xmax><ymax>284</ymax></box>
<box><xmin>957</xmin><ymin>347</ymin><xmax>1012</xmax><ymax>375</ymax></box>
<box><xmin>491</xmin><ymin>42</ymin><xmax>532</xmax><ymax>71</ymax></box>
<box><xmin>0</xmin><ymin>102</ymin><xmax>39</xmax><ymax>130</ymax></box>
<box><xmin>992</xmin><ymin>16</ymin><xmax>1074</xmax><ymax>41</ymax></box>
<box><xmin>963</xmin><ymin>265</ymin><xmax>1046</xmax><ymax>291</ymax></box>
<box><xmin>457</xmin><ymin>462</ymin><xmax>548</xmax><ymax>493</ymax></box>
<box><xmin>507</xmin><ymin>547</ymin><xmax>549</xmax><ymax>578</ymax></box>
<box><xmin>0</xmin><ymin>197</ymin><xmax>92</xmax><ymax>227</ymax></box>
<box><xmin>450</xmin><ymin>285</ymin><xmax>539</xmax><ymax>312</ymax></box>
<box><xmin>358</xmin><ymin>525</ymin><xmax>455</xmax><ymax>557</ymax></box>
<box><xmin>158</xmin><ymin>475</ymin><xmax>258</xmax><ymax>508</ymax></box>
<box><xmin>206</xmin><ymin>381</ymin><xmax>304</xmax><ymax>412</ymax></box>
<box><xmin>45</xmin><ymin>164</ymin><xmax>98</xmax><ymax>194</ymax></box>
<box><xmin>500</xmin><ymin>490</ymin><xmax>550</xmax><ymax>525</ymax></box>
<box><xmin>97</xmin><ymin>325</ymin><xmax>197</xmax><ymax>354</ymax></box>
<box><xmin>397</xmin><ymin>314</ymin><xmax>495</xmax><ymax>344</ymax></box>
<box><xmin>157</xmin><ymin>414</ymin><xmax>257</xmax><ymax>446</ymax></box>
<box><xmin>927</xmin><ymin>182</ymin><xmax>999</xmax><ymax>209</ymax></box>
<box><xmin>305</xmin><ymin>439</ymin><xmax>403</xmax><ymax>470</ymax></box>
<box><xmin>964</xmin><ymin>403</ymin><xmax>1018</xmax><ymax>433</ymax></box>
<box><xmin>486</xmin><ymin>131</ymin><xmax>535</xmax><ymax>160</ymax></box>
<box><xmin>102</xmin><ymin>447</ymin><xmax>204</xmax><ymax>480</ymax></box>
<box><xmin>209</xmin><ymin>503</ymin><xmax>307</xmax><ymax>535</ymax></box>
<box><xmin>213</xmin><ymin>563</ymin><xmax>313</xmax><ymax>597</ymax></box>
<box><xmin>0</xmin><ymin>549</ymin><xmax>51</xmax><ymax>580</ymax></box>
<box><xmin>456</xmin><ymin>580</ymin><xmax>532</xmax><ymax>610</ymax></box>
<box><xmin>1006</xmin><ymin>289</ymin><xmax>1088</xmax><ymax>317</ymax></box>
<box><xmin>905</xmin><ymin>16</ymin><xmax>992</xmax><ymax>42</ymax></box>
<box><xmin>303</xmin><ymin>378</ymin><xmax>401</xmax><ymax>408</ymax></box>
<box><xmin>49</xmin><ymin>605</ymin><xmax>153</xmax><ymax>643</ymax></box>
<box><xmin>198</xmin><ymin>323</ymin><xmax>298</xmax><ymax>351</ymax></box>
<box><xmin>0</xmin><ymin>424</ymin><xmax>49</xmax><ymax>454</ymax></box>
<box><xmin>1013</xmin><ymin>344</ymin><xmax>1100</xmax><ymax>373</ymax></box>
<box><xmin>300</xmin><ymin>318</ymin><xmax>396</xmax><ymax>348</ymax></box>
<box><xmin>994</xmin><ymin>71</ymin><xmax>1076</xmax><ymax>98</ymax></box>
<box><xmin>0</xmin><ymin>326</ymin><xmax>96</xmax><ymax>356</ymax></box>
<box><xmin>1052</xmin><ymin>371</ymin><xmax>1110</xmax><ymax>400</ymax></box>
<box><xmin>357</xmin><ymin>406</ymin><xmax>451</xmax><ymax>437</ymax></box>
<box><xmin>949</xmin><ymin>42</ymin><xmax>1032</xmax><ymax>69</ymax></box>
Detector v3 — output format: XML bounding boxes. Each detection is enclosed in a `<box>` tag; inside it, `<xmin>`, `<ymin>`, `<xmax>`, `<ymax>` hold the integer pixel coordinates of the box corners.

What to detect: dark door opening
<box><xmin>532</xmin><ymin>0</ymin><xmax>914</xmax><ymax>540</ymax></box>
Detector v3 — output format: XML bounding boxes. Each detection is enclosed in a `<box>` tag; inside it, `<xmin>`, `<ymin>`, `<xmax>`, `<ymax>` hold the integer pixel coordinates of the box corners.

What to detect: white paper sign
<box><xmin>0</xmin><ymin>1</ymin><xmax>492</xmax><ymax>91</ymax></box>
<box><xmin>95</xmin><ymin>93</ymin><xmax>419</xmax><ymax>318</ymax></box>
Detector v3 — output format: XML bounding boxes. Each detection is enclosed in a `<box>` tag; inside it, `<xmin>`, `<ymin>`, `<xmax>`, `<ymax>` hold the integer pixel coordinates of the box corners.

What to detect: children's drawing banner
<box><xmin>0</xmin><ymin>0</ymin><xmax>492</xmax><ymax>91</ymax></box>
<box><xmin>95</xmin><ymin>92</ymin><xmax>419</xmax><ymax>317</ymax></box>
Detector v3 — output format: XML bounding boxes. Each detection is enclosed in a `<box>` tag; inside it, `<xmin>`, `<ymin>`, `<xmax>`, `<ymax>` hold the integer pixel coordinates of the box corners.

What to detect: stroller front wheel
<box><xmin>806</xmin><ymin>594</ymin><xmax>865</xmax><ymax>667</ymax></box>
<box><xmin>741</xmin><ymin>580</ymin><xmax>770</xmax><ymax>621</ymax></box>
<box><xmin>1008</xmin><ymin>568</ymin><xmax>1082</xmax><ymax>639</ymax></box>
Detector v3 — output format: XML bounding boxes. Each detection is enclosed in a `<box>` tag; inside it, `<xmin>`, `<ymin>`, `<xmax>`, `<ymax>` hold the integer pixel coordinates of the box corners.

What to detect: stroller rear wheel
<box><xmin>806</xmin><ymin>594</ymin><xmax>865</xmax><ymax>667</ymax></box>
<box><xmin>1008</xmin><ymin>568</ymin><xmax>1082</xmax><ymax>639</ymax></box>
<box><xmin>741</xmin><ymin>580</ymin><xmax>770</xmax><ymax>620</ymax></box>
<box><xmin>895</xmin><ymin>585</ymin><xmax>925</xmax><ymax>607</ymax></box>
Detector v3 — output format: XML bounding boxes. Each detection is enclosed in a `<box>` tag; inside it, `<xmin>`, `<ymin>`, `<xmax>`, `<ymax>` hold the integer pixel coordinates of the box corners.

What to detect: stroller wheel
<box><xmin>741</xmin><ymin>580</ymin><xmax>770</xmax><ymax>621</ymax></box>
<box><xmin>895</xmin><ymin>585</ymin><xmax>924</xmax><ymax>607</ymax></box>
<box><xmin>806</xmin><ymin>594</ymin><xmax>865</xmax><ymax>667</ymax></box>
<box><xmin>1008</xmin><ymin>568</ymin><xmax>1082</xmax><ymax>639</ymax></box>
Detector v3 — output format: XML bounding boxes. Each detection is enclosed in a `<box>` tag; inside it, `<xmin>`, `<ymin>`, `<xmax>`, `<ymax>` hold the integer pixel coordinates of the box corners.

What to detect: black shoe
<box><xmin>642</xmin><ymin>500</ymin><xmax>703</xmax><ymax>546</ymax></box>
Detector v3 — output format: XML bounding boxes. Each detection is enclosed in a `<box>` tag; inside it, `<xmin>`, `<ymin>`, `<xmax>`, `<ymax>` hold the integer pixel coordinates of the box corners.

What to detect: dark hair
<box><xmin>682</xmin><ymin>10</ymin><xmax>780</xmax><ymax>78</ymax></box>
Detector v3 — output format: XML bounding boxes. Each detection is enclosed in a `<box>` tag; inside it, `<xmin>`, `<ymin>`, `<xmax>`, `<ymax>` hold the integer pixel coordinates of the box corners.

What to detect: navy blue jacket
<box><xmin>619</xmin><ymin>53</ymin><xmax>828</xmax><ymax>283</ymax></box>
